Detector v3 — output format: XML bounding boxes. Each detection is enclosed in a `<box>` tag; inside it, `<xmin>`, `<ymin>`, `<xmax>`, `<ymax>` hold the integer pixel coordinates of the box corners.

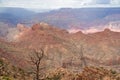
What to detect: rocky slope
<box><xmin>0</xmin><ymin>22</ymin><xmax>120</xmax><ymax>74</ymax></box>
<box><xmin>1</xmin><ymin>22</ymin><xmax>118</xmax><ymax>72</ymax></box>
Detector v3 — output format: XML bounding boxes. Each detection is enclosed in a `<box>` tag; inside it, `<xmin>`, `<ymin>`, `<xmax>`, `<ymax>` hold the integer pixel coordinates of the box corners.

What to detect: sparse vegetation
<box><xmin>44</xmin><ymin>67</ymin><xmax>120</xmax><ymax>80</ymax></box>
<box><xmin>0</xmin><ymin>58</ymin><xmax>32</xmax><ymax>80</ymax></box>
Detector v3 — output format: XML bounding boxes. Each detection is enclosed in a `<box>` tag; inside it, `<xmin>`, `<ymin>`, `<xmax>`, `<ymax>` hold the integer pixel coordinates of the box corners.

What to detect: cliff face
<box><xmin>0</xmin><ymin>23</ymin><xmax>120</xmax><ymax>72</ymax></box>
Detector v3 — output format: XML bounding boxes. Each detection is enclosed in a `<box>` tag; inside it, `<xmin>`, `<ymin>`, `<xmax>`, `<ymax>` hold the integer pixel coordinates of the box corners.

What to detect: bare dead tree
<box><xmin>29</xmin><ymin>49</ymin><xmax>44</xmax><ymax>80</ymax></box>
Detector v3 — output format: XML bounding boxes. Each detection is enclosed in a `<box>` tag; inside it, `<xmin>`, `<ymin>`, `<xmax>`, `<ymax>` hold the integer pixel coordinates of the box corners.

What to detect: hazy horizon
<box><xmin>1</xmin><ymin>6</ymin><xmax>120</xmax><ymax>13</ymax></box>
<box><xmin>0</xmin><ymin>0</ymin><xmax>120</xmax><ymax>10</ymax></box>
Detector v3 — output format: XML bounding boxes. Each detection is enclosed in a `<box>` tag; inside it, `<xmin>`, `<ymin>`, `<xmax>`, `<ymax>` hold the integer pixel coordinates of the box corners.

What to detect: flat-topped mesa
<box><xmin>31</xmin><ymin>22</ymin><xmax>50</xmax><ymax>30</ymax></box>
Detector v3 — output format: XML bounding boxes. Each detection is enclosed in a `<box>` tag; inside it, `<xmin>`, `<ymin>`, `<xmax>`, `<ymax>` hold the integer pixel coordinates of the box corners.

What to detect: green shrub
<box><xmin>110</xmin><ymin>69</ymin><xmax>117</xmax><ymax>74</ymax></box>
<box><xmin>1</xmin><ymin>76</ymin><xmax>13</xmax><ymax>80</ymax></box>
<box><xmin>45</xmin><ymin>73</ymin><xmax>61</xmax><ymax>80</ymax></box>
<box><xmin>0</xmin><ymin>59</ymin><xmax>3</xmax><ymax>65</ymax></box>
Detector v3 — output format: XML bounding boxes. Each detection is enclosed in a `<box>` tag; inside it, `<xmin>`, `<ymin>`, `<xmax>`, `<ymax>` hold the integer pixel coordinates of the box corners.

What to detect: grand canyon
<box><xmin>0</xmin><ymin>4</ymin><xmax>120</xmax><ymax>80</ymax></box>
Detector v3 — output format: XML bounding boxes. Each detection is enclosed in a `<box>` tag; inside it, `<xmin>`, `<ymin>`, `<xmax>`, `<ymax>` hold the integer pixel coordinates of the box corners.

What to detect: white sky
<box><xmin>0</xmin><ymin>0</ymin><xmax>120</xmax><ymax>9</ymax></box>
